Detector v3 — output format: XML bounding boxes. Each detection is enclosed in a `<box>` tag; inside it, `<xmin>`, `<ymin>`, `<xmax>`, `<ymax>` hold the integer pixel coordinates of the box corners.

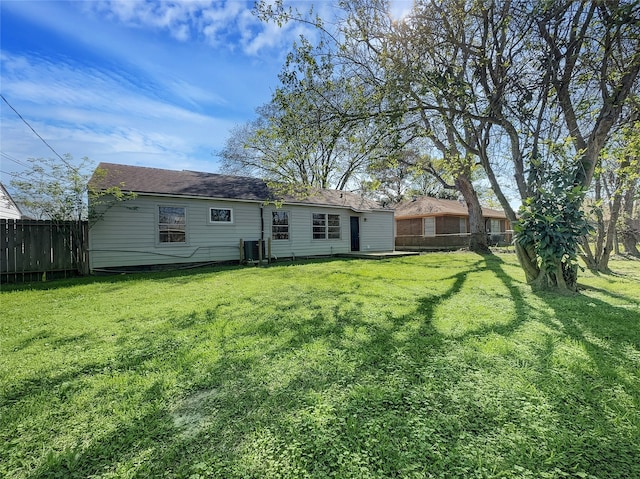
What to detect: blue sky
<box><xmin>1</xmin><ymin>1</ymin><xmax>412</xmax><ymax>188</ymax></box>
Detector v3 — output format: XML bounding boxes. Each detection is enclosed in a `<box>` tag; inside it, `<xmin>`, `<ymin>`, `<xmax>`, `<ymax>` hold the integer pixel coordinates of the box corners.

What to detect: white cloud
<box><xmin>0</xmin><ymin>51</ymin><xmax>234</xmax><ymax>177</ymax></box>
<box><xmin>0</xmin><ymin>0</ymin><xmax>335</xmax><ymax>186</ymax></box>
<box><xmin>388</xmin><ymin>0</ymin><xmax>413</xmax><ymax>21</ymax></box>
<box><xmin>84</xmin><ymin>0</ymin><xmax>319</xmax><ymax>56</ymax></box>
<box><xmin>90</xmin><ymin>0</ymin><xmax>212</xmax><ymax>41</ymax></box>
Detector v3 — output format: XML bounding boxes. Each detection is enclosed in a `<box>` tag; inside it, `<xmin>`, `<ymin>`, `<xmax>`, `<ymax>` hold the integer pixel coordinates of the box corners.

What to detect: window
<box><xmin>459</xmin><ymin>218</ymin><xmax>467</xmax><ymax>234</ymax></box>
<box><xmin>328</xmin><ymin>214</ymin><xmax>340</xmax><ymax>239</ymax></box>
<box><xmin>210</xmin><ymin>208</ymin><xmax>233</xmax><ymax>223</ymax></box>
<box><xmin>313</xmin><ymin>213</ymin><xmax>341</xmax><ymax>239</ymax></box>
<box><xmin>424</xmin><ymin>217</ymin><xmax>436</xmax><ymax>237</ymax></box>
<box><xmin>159</xmin><ymin>206</ymin><xmax>186</xmax><ymax>243</ymax></box>
<box><xmin>272</xmin><ymin>211</ymin><xmax>289</xmax><ymax>240</ymax></box>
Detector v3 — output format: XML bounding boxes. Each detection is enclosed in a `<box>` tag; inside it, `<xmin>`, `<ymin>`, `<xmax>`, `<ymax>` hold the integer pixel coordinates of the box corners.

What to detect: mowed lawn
<box><xmin>1</xmin><ymin>253</ymin><xmax>639</xmax><ymax>479</ymax></box>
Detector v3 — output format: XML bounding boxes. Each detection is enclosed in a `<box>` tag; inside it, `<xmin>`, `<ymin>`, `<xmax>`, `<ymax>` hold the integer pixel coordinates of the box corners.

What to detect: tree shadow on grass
<box><xmin>0</xmin><ymin>257</ymin><xmax>345</xmax><ymax>293</ymax></box>
<box><xmin>27</xmin><ymin>390</ymin><xmax>176</xmax><ymax>479</ymax></box>
<box><xmin>8</xmin><ymin>253</ymin><xmax>640</xmax><ymax>478</ymax></box>
<box><xmin>480</xmin><ymin>254</ymin><xmax>640</xmax><ymax>477</ymax></box>
<box><xmin>5</xmin><ymin>254</ymin><xmax>539</xmax><ymax>478</ymax></box>
<box><xmin>530</xmin><ymin>289</ymin><xmax>640</xmax><ymax>476</ymax></box>
<box><xmin>0</xmin><ymin>262</ymin><xmax>246</xmax><ymax>293</ymax></box>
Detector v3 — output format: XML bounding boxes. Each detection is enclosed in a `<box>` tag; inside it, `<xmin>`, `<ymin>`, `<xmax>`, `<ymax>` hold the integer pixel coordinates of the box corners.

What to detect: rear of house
<box><xmin>88</xmin><ymin>163</ymin><xmax>394</xmax><ymax>271</ymax></box>
<box><xmin>394</xmin><ymin>196</ymin><xmax>511</xmax><ymax>250</ymax></box>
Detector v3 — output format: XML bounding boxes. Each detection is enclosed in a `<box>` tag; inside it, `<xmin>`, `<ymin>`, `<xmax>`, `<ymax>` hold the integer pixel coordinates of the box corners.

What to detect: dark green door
<box><xmin>350</xmin><ymin>216</ymin><xmax>360</xmax><ymax>251</ymax></box>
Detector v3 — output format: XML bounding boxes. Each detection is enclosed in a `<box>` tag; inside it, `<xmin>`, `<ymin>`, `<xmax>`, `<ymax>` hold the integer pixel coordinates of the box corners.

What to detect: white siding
<box><xmin>358</xmin><ymin>211</ymin><xmax>395</xmax><ymax>251</ymax></box>
<box><xmin>89</xmin><ymin>194</ymin><xmax>395</xmax><ymax>269</ymax></box>
<box><xmin>0</xmin><ymin>187</ymin><xmax>21</xmax><ymax>219</ymax></box>
<box><xmin>90</xmin><ymin>195</ymin><xmax>262</xmax><ymax>269</ymax></box>
<box><xmin>265</xmin><ymin>205</ymin><xmax>351</xmax><ymax>258</ymax></box>
<box><xmin>265</xmin><ymin>206</ymin><xmax>394</xmax><ymax>257</ymax></box>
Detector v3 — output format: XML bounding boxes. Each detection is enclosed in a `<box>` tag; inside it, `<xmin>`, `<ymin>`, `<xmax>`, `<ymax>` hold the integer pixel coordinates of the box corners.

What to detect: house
<box><xmin>0</xmin><ymin>183</ymin><xmax>23</xmax><ymax>219</ymax></box>
<box><xmin>88</xmin><ymin>163</ymin><xmax>395</xmax><ymax>271</ymax></box>
<box><xmin>394</xmin><ymin>196</ymin><xmax>511</xmax><ymax>250</ymax></box>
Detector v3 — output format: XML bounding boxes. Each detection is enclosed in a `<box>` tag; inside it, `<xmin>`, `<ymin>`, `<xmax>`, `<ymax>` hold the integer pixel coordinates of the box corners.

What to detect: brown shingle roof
<box><xmin>90</xmin><ymin>163</ymin><xmax>388</xmax><ymax>212</ymax></box>
<box><xmin>394</xmin><ymin>196</ymin><xmax>507</xmax><ymax>219</ymax></box>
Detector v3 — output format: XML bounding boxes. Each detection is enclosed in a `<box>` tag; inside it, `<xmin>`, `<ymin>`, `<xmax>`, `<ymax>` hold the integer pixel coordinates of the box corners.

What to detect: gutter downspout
<box><xmin>260</xmin><ymin>206</ymin><xmax>264</xmax><ymax>242</ymax></box>
<box><xmin>260</xmin><ymin>206</ymin><xmax>266</xmax><ymax>263</ymax></box>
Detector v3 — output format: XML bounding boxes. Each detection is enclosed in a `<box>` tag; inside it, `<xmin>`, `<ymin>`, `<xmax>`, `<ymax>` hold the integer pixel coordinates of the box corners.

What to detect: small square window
<box><xmin>210</xmin><ymin>208</ymin><xmax>233</xmax><ymax>223</ymax></box>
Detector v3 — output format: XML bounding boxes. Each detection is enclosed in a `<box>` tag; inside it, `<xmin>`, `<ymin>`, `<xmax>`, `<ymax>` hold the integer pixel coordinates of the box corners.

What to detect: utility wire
<box><xmin>0</xmin><ymin>169</ymin><xmax>29</xmax><ymax>180</ymax></box>
<box><xmin>1</xmin><ymin>153</ymin><xmax>61</xmax><ymax>182</ymax></box>
<box><xmin>1</xmin><ymin>152</ymin><xmax>30</xmax><ymax>169</ymax></box>
<box><xmin>1</xmin><ymin>93</ymin><xmax>78</xmax><ymax>172</ymax></box>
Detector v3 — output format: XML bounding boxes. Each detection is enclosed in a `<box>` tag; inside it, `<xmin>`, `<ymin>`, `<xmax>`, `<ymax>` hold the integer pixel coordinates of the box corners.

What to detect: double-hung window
<box><xmin>272</xmin><ymin>211</ymin><xmax>289</xmax><ymax>240</ymax></box>
<box><xmin>159</xmin><ymin>206</ymin><xmax>186</xmax><ymax>244</ymax></box>
<box><xmin>312</xmin><ymin>213</ymin><xmax>341</xmax><ymax>239</ymax></box>
<box><xmin>459</xmin><ymin>218</ymin><xmax>467</xmax><ymax>234</ymax></box>
<box><xmin>424</xmin><ymin>217</ymin><xmax>436</xmax><ymax>237</ymax></box>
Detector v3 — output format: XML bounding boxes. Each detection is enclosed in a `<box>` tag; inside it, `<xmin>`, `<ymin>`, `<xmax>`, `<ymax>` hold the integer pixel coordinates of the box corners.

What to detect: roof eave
<box><xmin>99</xmin><ymin>190</ymin><xmax>390</xmax><ymax>212</ymax></box>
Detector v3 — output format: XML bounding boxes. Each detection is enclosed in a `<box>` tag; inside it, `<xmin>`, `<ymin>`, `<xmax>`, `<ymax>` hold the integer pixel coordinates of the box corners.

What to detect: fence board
<box><xmin>1</xmin><ymin>220</ymin><xmax>12</xmax><ymax>276</ymax></box>
<box><xmin>51</xmin><ymin>223</ymin><xmax>69</xmax><ymax>271</ymax></box>
<box><xmin>0</xmin><ymin>219</ymin><xmax>88</xmax><ymax>283</ymax></box>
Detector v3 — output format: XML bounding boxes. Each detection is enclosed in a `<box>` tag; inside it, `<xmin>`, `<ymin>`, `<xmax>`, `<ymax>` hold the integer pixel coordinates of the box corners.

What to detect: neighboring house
<box><xmin>0</xmin><ymin>183</ymin><xmax>22</xmax><ymax>219</ymax></box>
<box><xmin>394</xmin><ymin>196</ymin><xmax>511</xmax><ymax>250</ymax></box>
<box><xmin>88</xmin><ymin>163</ymin><xmax>395</xmax><ymax>271</ymax></box>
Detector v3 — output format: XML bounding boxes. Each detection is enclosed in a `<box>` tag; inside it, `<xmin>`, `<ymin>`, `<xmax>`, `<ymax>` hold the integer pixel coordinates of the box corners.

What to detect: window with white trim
<box><xmin>159</xmin><ymin>206</ymin><xmax>186</xmax><ymax>243</ymax></box>
<box><xmin>272</xmin><ymin>211</ymin><xmax>289</xmax><ymax>240</ymax></box>
<box><xmin>424</xmin><ymin>217</ymin><xmax>436</xmax><ymax>237</ymax></box>
<box><xmin>210</xmin><ymin>208</ymin><xmax>233</xmax><ymax>223</ymax></box>
<box><xmin>312</xmin><ymin>213</ymin><xmax>341</xmax><ymax>239</ymax></box>
<box><xmin>459</xmin><ymin>218</ymin><xmax>467</xmax><ymax>234</ymax></box>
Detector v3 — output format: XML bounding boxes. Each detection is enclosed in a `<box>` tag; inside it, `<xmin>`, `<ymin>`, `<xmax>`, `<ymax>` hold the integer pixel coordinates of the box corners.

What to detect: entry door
<box><xmin>350</xmin><ymin>216</ymin><xmax>360</xmax><ymax>251</ymax></box>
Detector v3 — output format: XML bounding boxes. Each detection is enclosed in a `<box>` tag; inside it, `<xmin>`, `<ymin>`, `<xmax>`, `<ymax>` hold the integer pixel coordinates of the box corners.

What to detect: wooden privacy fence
<box><xmin>0</xmin><ymin>219</ymin><xmax>89</xmax><ymax>283</ymax></box>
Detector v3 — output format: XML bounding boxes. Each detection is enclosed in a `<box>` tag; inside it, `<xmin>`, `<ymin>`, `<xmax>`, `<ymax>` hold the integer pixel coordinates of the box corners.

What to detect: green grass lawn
<box><xmin>1</xmin><ymin>252</ymin><xmax>639</xmax><ymax>479</ymax></box>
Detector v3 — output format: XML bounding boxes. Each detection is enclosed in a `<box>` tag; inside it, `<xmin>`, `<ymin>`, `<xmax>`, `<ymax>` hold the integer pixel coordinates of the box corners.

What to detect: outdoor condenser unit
<box><xmin>243</xmin><ymin>240</ymin><xmax>265</xmax><ymax>261</ymax></box>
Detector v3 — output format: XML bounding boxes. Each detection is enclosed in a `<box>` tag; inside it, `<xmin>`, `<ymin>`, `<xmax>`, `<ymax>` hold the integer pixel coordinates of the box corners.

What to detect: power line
<box><xmin>1</xmin><ymin>153</ymin><xmax>61</xmax><ymax>182</ymax></box>
<box><xmin>1</xmin><ymin>93</ymin><xmax>78</xmax><ymax>172</ymax></box>
<box><xmin>1</xmin><ymin>152</ymin><xmax>30</xmax><ymax>169</ymax></box>
<box><xmin>0</xmin><ymin>169</ymin><xmax>28</xmax><ymax>180</ymax></box>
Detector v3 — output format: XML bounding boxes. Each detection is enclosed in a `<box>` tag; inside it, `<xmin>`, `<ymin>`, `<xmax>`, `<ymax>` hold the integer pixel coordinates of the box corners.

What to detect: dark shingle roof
<box><xmin>90</xmin><ymin>163</ymin><xmax>388</xmax><ymax>212</ymax></box>
<box><xmin>394</xmin><ymin>196</ymin><xmax>507</xmax><ymax>219</ymax></box>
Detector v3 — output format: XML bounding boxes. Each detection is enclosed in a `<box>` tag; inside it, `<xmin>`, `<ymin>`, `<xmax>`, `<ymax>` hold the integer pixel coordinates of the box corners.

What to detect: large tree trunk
<box><xmin>456</xmin><ymin>175</ymin><xmax>490</xmax><ymax>254</ymax></box>
<box><xmin>515</xmin><ymin>241</ymin><xmax>579</xmax><ymax>292</ymax></box>
<box><xmin>515</xmin><ymin>242</ymin><xmax>539</xmax><ymax>284</ymax></box>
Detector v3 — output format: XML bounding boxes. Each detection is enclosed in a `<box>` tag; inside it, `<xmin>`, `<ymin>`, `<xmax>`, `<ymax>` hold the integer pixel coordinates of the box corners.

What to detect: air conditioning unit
<box><xmin>243</xmin><ymin>240</ymin><xmax>265</xmax><ymax>261</ymax></box>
